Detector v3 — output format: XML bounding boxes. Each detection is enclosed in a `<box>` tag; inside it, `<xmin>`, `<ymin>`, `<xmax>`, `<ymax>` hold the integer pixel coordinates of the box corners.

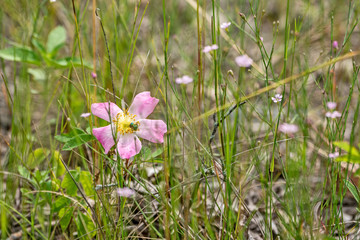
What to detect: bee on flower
<box><xmin>91</xmin><ymin>92</ymin><xmax>167</xmax><ymax>159</ymax></box>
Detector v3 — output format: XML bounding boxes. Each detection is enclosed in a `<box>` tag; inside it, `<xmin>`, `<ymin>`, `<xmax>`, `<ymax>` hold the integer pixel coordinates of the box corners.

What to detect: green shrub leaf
<box><xmin>333</xmin><ymin>141</ymin><xmax>360</xmax><ymax>156</ymax></box>
<box><xmin>59</xmin><ymin>207</ymin><xmax>74</xmax><ymax>231</ymax></box>
<box><xmin>28</xmin><ymin>68</ymin><xmax>46</xmax><ymax>81</ymax></box>
<box><xmin>46</xmin><ymin>26</ymin><xmax>66</xmax><ymax>54</ymax></box>
<box><xmin>61</xmin><ymin>170</ymin><xmax>80</xmax><ymax>196</ymax></box>
<box><xmin>80</xmin><ymin>171</ymin><xmax>95</xmax><ymax>196</ymax></box>
<box><xmin>76</xmin><ymin>211</ymin><xmax>96</xmax><ymax>238</ymax></box>
<box><xmin>28</xmin><ymin>148</ymin><xmax>49</xmax><ymax>169</ymax></box>
<box><xmin>344</xmin><ymin>179</ymin><xmax>360</xmax><ymax>203</ymax></box>
<box><xmin>0</xmin><ymin>47</ymin><xmax>41</xmax><ymax>65</ymax></box>
<box><xmin>52</xmin><ymin>150</ymin><xmax>66</xmax><ymax>177</ymax></box>
<box><xmin>62</xmin><ymin>134</ymin><xmax>95</xmax><ymax>151</ymax></box>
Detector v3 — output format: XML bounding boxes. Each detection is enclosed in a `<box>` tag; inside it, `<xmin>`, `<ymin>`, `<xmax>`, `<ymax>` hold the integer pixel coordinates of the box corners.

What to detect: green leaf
<box><xmin>40</xmin><ymin>180</ymin><xmax>53</xmax><ymax>204</ymax></box>
<box><xmin>46</xmin><ymin>26</ymin><xmax>66</xmax><ymax>54</ymax></box>
<box><xmin>63</xmin><ymin>57</ymin><xmax>92</xmax><ymax>69</ymax></box>
<box><xmin>335</xmin><ymin>155</ymin><xmax>360</xmax><ymax>164</ymax></box>
<box><xmin>0</xmin><ymin>47</ymin><xmax>41</xmax><ymax>65</ymax></box>
<box><xmin>61</xmin><ymin>170</ymin><xmax>80</xmax><ymax>196</ymax></box>
<box><xmin>55</xmin><ymin>128</ymin><xmax>94</xmax><ymax>151</ymax></box>
<box><xmin>59</xmin><ymin>207</ymin><xmax>74</xmax><ymax>231</ymax></box>
<box><xmin>148</xmin><ymin>148</ymin><xmax>164</xmax><ymax>160</ymax></box>
<box><xmin>27</xmin><ymin>148</ymin><xmax>50</xmax><ymax>169</ymax></box>
<box><xmin>344</xmin><ymin>179</ymin><xmax>360</xmax><ymax>203</ymax></box>
<box><xmin>52</xmin><ymin>151</ymin><xmax>66</xmax><ymax>177</ymax></box>
<box><xmin>55</xmin><ymin>128</ymin><xmax>86</xmax><ymax>143</ymax></box>
<box><xmin>31</xmin><ymin>38</ymin><xmax>46</xmax><ymax>53</ymax></box>
<box><xmin>62</xmin><ymin>134</ymin><xmax>95</xmax><ymax>151</ymax></box>
<box><xmin>28</xmin><ymin>68</ymin><xmax>46</xmax><ymax>81</ymax></box>
<box><xmin>80</xmin><ymin>171</ymin><xmax>95</xmax><ymax>196</ymax></box>
<box><xmin>53</xmin><ymin>196</ymin><xmax>70</xmax><ymax>212</ymax></box>
<box><xmin>143</xmin><ymin>147</ymin><xmax>164</xmax><ymax>161</ymax></box>
<box><xmin>333</xmin><ymin>141</ymin><xmax>360</xmax><ymax>156</ymax></box>
<box><xmin>18</xmin><ymin>165</ymin><xmax>30</xmax><ymax>179</ymax></box>
<box><xmin>76</xmin><ymin>211</ymin><xmax>96</xmax><ymax>239</ymax></box>
<box><xmin>47</xmin><ymin>58</ymin><xmax>68</xmax><ymax>67</ymax></box>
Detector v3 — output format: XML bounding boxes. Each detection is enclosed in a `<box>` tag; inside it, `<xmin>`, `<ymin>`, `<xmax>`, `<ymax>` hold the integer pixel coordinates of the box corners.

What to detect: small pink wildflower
<box><xmin>116</xmin><ymin>187</ymin><xmax>135</xmax><ymax>198</ymax></box>
<box><xmin>326</xmin><ymin>101</ymin><xmax>337</xmax><ymax>110</ymax></box>
<box><xmin>220</xmin><ymin>22</ymin><xmax>231</xmax><ymax>29</ymax></box>
<box><xmin>80</xmin><ymin>112</ymin><xmax>91</xmax><ymax>118</ymax></box>
<box><xmin>328</xmin><ymin>152</ymin><xmax>339</xmax><ymax>159</ymax></box>
<box><xmin>92</xmin><ymin>92</ymin><xmax>167</xmax><ymax>159</ymax></box>
<box><xmin>91</xmin><ymin>72</ymin><xmax>97</xmax><ymax>79</ymax></box>
<box><xmin>235</xmin><ymin>55</ymin><xmax>253</xmax><ymax>67</ymax></box>
<box><xmin>203</xmin><ymin>44</ymin><xmax>218</xmax><ymax>53</ymax></box>
<box><xmin>175</xmin><ymin>75</ymin><xmax>193</xmax><ymax>85</ymax></box>
<box><xmin>332</xmin><ymin>41</ymin><xmax>339</xmax><ymax>49</ymax></box>
<box><xmin>326</xmin><ymin>111</ymin><xmax>341</xmax><ymax>119</ymax></box>
<box><xmin>278</xmin><ymin>123</ymin><xmax>299</xmax><ymax>134</ymax></box>
<box><xmin>260</xmin><ymin>37</ymin><xmax>264</xmax><ymax>42</ymax></box>
<box><xmin>271</xmin><ymin>94</ymin><xmax>283</xmax><ymax>103</ymax></box>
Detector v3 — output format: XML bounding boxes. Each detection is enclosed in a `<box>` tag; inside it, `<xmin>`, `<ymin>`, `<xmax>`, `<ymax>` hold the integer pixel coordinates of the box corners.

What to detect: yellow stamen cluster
<box><xmin>112</xmin><ymin>110</ymin><xmax>140</xmax><ymax>135</ymax></box>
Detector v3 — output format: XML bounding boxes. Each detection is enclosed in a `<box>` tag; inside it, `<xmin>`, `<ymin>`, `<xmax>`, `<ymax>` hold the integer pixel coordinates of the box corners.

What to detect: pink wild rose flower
<box><xmin>91</xmin><ymin>92</ymin><xmax>167</xmax><ymax>159</ymax></box>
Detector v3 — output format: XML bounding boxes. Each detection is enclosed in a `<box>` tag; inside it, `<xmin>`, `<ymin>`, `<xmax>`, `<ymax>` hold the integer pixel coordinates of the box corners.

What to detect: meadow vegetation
<box><xmin>0</xmin><ymin>0</ymin><xmax>360</xmax><ymax>239</ymax></box>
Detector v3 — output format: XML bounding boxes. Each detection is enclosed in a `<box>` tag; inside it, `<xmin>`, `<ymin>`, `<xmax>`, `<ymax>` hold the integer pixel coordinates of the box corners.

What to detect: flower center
<box><xmin>112</xmin><ymin>110</ymin><xmax>140</xmax><ymax>135</ymax></box>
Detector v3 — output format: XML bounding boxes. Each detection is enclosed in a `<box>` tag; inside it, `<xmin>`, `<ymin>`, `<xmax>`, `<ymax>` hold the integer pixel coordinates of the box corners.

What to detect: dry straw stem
<box><xmin>168</xmin><ymin>50</ymin><xmax>360</xmax><ymax>133</ymax></box>
<box><xmin>185</xmin><ymin>0</ymin><xmax>264</xmax><ymax>75</ymax></box>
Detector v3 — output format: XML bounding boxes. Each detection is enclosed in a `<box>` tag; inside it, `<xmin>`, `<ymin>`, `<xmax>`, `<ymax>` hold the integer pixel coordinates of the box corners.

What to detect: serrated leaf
<box><xmin>61</xmin><ymin>170</ymin><xmax>79</xmax><ymax>196</ymax></box>
<box><xmin>27</xmin><ymin>148</ymin><xmax>49</xmax><ymax>169</ymax></box>
<box><xmin>333</xmin><ymin>141</ymin><xmax>360</xmax><ymax>156</ymax></box>
<box><xmin>59</xmin><ymin>207</ymin><xmax>74</xmax><ymax>231</ymax></box>
<box><xmin>62</xmin><ymin>134</ymin><xmax>95</xmax><ymax>151</ymax></box>
<box><xmin>28</xmin><ymin>68</ymin><xmax>46</xmax><ymax>81</ymax></box>
<box><xmin>46</xmin><ymin>26</ymin><xmax>66</xmax><ymax>54</ymax></box>
<box><xmin>344</xmin><ymin>179</ymin><xmax>360</xmax><ymax>203</ymax></box>
<box><xmin>80</xmin><ymin>171</ymin><xmax>94</xmax><ymax>196</ymax></box>
<box><xmin>0</xmin><ymin>47</ymin><xmax>41</xmax><ymax>65</ymax></box>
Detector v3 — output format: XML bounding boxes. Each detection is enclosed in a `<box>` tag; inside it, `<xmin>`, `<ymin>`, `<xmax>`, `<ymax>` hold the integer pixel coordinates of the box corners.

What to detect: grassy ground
<box><xmin>1</xmin><ymin>0</ymin><xmax>360</xmax><ymax>239</ymax></box>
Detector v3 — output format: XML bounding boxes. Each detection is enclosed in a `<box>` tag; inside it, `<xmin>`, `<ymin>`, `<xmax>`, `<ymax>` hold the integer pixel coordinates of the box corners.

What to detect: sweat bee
<box><xmin>129</xmin><ymin>122</ymin><xmax>139</xmax><ymax>131</ymax></box>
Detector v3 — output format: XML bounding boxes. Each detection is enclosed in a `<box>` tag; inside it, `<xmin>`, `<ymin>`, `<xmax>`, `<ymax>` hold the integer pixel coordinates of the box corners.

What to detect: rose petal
<box><xmin>117</xmin><ymin>134</ymin><xmax>142</xmax><ymax>159</ymax></box>
<box><xmin>128</xmin><ymin>92</ymin><xmax>159</xmax><ymax>119</ymax></box>
<box><xmin>91</xmin><ymin>102</ymin><xmax>122</xmax><ymax>122</ymax></box>
<box><xmin>136</xmin><ymin>119</ymin><xmax>167</xmax><ymax>143</ymax></box>
<box><xmin>93</xmin><ymin>125</ymin><xmax>116</xmax><ymax>154</ymax></box>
